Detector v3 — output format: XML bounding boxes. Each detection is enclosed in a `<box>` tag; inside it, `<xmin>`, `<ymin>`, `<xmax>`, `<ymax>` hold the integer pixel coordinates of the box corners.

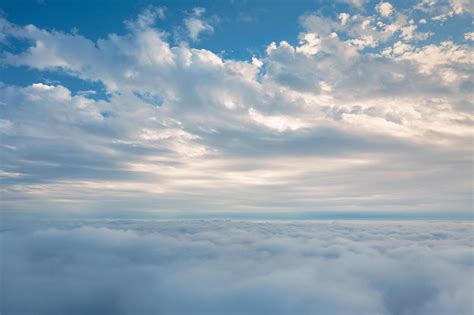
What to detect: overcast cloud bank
<box><xmin>1</xmin><ymin>219</ymin><xmax>473</xmax><ymax>315</ymax></box>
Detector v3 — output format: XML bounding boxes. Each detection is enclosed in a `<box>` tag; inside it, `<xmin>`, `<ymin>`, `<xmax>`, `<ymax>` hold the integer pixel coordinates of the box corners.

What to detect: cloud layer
<box><xmin>2</xmin><ymin>219</ymin><xmax>473</xmax><ymax>315</ymax></box>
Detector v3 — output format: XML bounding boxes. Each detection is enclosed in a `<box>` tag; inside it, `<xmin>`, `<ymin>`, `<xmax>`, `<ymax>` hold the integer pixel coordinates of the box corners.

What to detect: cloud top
<box><xmin>2</xmin><ymin>219</ymin><xmax>473</xmax><ymax>315</ymax></box>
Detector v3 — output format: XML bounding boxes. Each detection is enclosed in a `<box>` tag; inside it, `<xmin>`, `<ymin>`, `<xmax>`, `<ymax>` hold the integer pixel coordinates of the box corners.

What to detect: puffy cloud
<box><xmin>338</xmin><ymin>12</ymin><xmax>351</xmax><ymax>26</ymax></box>
<box><xmin>382</xmin><ymin>41</ymin><xmax>412</xmax><ymax>56</ymax></box>
<box><xmin>448</xmin><ymin>0</ymin><xmax>473</xmax><ymax>14</ymax></box>
<box><xmin>388</xmin><ymin>41</ymin><xmax>473</xmax><ymax>79</ymax></box>
<box><xmin>464</xmin><ymin>32</ymin><xmax>474</xmax><ymax>41</ymax></box>
<box><xmin>376</xmin><ymin>2</ymin><xmax>394</xmax><ymax>17</ymax></box>
<box><xmin>1</xmin><ymin>219</ymin><xmax>473</xmax><ymax>315</ymax></box>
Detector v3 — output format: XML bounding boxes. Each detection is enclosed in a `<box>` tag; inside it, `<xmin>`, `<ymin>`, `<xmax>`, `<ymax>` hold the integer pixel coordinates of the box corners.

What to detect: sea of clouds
<box><xmin>1</xmin><ymin>219</ymin><xmax>473</xmax><ymax>315</ymax></box>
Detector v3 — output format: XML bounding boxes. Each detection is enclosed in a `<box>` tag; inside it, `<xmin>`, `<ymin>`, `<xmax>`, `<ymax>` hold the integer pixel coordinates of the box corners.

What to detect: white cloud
<box><xmin>296</xmin><ymin>33</ymin><xmax>322</xmax><ymax>55</ymax></box>
<box><xmin>248</xmin><ymin>108</ymin><xmax>309</xmax><ymax>132</ymax></box>
<box><xmin>125</xmin><ymin>5</ymin><xmax>166</xmax><ymax>30</ymax></box>
<box><xmin>464</xmin><ymin>32</ymin><xmax>474</xmax><ymax>41</ymax></box>
<box><xmin>192</xmin><ymin>7</ymin><xmax>206</xmax><ymax>17</ymax></box>
<box><xmin>338</xmin><ymin>13</ymin><xmax>351</xmax><ymax>26</ymax></box>
<box><xmin>348</xmin><ymin>35</ymin><xmax>378</xmax><ymax>48</ymax></box>
<box><xmin>182</xmin><ymin>7</ymin><xmax>214</xmax><ymax>41</ymax></box>
<box><xmin>415</xmin><ymin>0</ymin><xmax>472</xmax><ymax>22</ymax></box>
<box><xmin>376</xmin><ymin>2</ymin><xmax>394</xmax><ymax>17</ymax></box>
<box><xmin>338</xmin><ymin>0</ymin><xmax>366</xmax><ymax>8</ymax></box>
<box><xmin>391</xmin><ymin>41</ymin><xmax>473</xmax><ymax>74</ymax></box>
<box><xmin>184</xmin><ymin>17</ymin><xmax>214</xmax><ymax>41</ymax></box>
<box><xmin>449</xmin><ymin>0</ymin><xmax>473</xmax><ymax>14</ymax></box>
<box><xmin>382</xmin><ymin>41</ymin><xmax>412</xmax><ymax>56</ymax></box>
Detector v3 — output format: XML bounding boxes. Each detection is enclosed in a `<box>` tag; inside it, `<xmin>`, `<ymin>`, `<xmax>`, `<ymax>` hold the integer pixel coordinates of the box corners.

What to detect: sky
<box><xmin>0</xmin><ymin>2</ymin><xmax>473</xmax><ymax>313</ymax></box>
<box><xmin>0</xmin><ymin>0</ymin><xmax>473</xmax><ymax>218</ymax></box>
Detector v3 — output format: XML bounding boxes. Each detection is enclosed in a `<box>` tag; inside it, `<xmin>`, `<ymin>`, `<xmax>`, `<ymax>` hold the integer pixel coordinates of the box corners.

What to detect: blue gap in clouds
<box><xmin>0</xmin><ymin>36</ymin><xmax>33</xmax><ymax>55</ymax></box>
<box><xmin>162</xmin><ymin>211</ymin><xmax>474</xmax><ymax>221</ymax></box>
<box><xmin>133</xmin><ymin>90</ymin><xmax>163</xmax><ymax>107</ymax></box>
<box><xmin>0</xmin><ymin>66</ymin><xmax>110</xmax><ymax>101</ymax></box>
<box><xmin>3</xmin><ymin>209</ymin><xmax>472</xmax><ymax>221</ymax></box>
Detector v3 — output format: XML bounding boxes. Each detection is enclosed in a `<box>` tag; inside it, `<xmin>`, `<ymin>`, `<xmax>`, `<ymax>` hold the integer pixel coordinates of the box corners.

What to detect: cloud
<box><xmin>183</xmin><ymin>7</ymin><xmax>214</xmax><ymax>41</ymax></box>
<box><xmin>448</xmin><ymin>0</ymin><xmax>473</xmax><ymax>14</ymax></box>
<box><xmin>415</xmin><ymin>0</ymin><xmax>472</xmax><ymax>21</ymax></box>
<box><xmin>192</xmin><ymin>7</ymin><xmax>206</xmax><ymax>17</ymax></box>
<box><xmin>376</xmin><ymin>2</ymin><xmax>394</xmax><ymax>17</ymax></box>
<box><xmin>464</xmin><ymin>32</ymin><xmax>474</xmax><ymax>41</ymax></box>
<box><xmin>338</xmin><ymin>0</ymin><xmax>366</xmax><ymax>8</ymax></box>
<box><xmin>125</xmin><ymin>5</ymin><xmax>166</xmax><ymax>30</ymax></box>
<box><xmin>184</xmin><ymin>17</ymin><xmax>214</xmax><ymax>41</ymax></box>
<box><xmin>1</xmin><ymin>219</ymin><xmax>473</xmax><ymax>315</ymax></box>
<box><xmin>248</xmin><ymin>108</ymin><xmax>309</xmax><ymax>132</ymax></box>
<box><xmin>338</xmin><ymin>13</ymin><xmax>351</xmax><ymax>26</ymax></box>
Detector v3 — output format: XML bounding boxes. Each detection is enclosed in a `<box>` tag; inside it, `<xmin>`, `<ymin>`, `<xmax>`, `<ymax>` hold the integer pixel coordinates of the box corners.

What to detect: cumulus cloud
<box><xmin>1</xmin><ymin>219</ymin><xmax>473</xmax><ymax>315</ymax></box>
<box><xmin>338</xmin><ymin>12</ymin><xmax>351</xmax><ymax>26</ymax></box>
<box><xmin>464</xmin><ymin>32</ymin><xmax>474</xmax><ymax>41</ymax></box>
<box><xmin>376</xmin><ymin>2</ymin><xmax>394</xmax><ymax>17</ymax></box>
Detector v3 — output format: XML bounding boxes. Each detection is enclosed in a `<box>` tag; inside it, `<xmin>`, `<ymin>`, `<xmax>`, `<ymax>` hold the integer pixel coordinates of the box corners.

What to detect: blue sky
<box><xmin>0</xmin><ymin>0</ymin><xmax>472</xmax><ymax>217</ymax></box>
